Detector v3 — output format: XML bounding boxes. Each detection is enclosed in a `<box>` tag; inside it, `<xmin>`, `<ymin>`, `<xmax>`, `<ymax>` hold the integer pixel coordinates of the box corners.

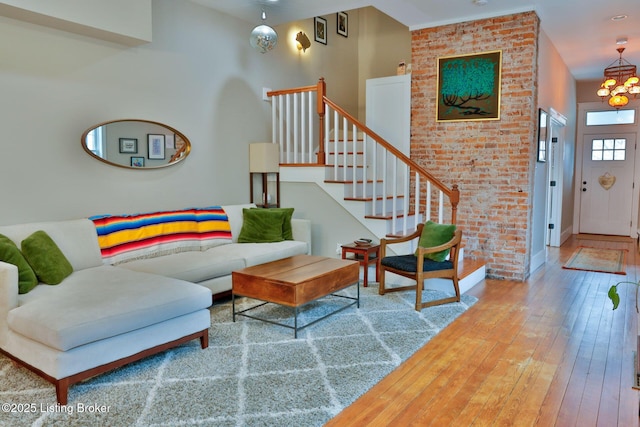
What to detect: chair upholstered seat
<box><xmin>381</xmin><ymin>255</ymin><xmax>453</xmax><ymax>273</ymax></box>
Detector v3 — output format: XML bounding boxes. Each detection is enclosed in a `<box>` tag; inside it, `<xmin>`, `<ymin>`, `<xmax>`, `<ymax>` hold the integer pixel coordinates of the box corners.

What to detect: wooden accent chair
<box><xmin>378</xmin><ymin>224</ymin><xmax>462</xmax><ymax>311</ymax></box>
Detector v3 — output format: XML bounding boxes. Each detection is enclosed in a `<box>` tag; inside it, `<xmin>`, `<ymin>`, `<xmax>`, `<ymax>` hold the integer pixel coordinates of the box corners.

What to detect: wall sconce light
<box><xmin>295</xmin><ymin>31</ymin><xmax>311</xmax><ymax>52</ymax></box>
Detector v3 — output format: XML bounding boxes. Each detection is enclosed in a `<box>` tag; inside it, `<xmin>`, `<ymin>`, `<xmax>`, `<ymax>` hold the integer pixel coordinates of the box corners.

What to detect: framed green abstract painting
<box><xmin>436</xmin><ymin>50</ymin><xmax>502</xmax><ymax>122</ymax></box>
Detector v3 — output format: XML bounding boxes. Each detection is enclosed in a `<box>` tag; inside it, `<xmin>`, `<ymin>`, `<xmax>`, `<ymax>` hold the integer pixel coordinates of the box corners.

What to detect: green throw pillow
<box><xmin>259</xmin><ymin>207</ymin><xmax>294</xmax><ymax>240</ymax></box>
<box><xmin>21</xmin><ymin>230</ymin><xmax>73</xmax><ymax>285</ymax></box>
<box><xmin>0</xmin><ymin>239</ymin><xmax>38</xmax><ymax>294</ymax></box>
<box><xmin>0</xmin><ymin>233</ymin><xmax>15</xmax><ymax>246</ymax></box>
<box><xmin>238</xmin><ymin>208</ymin><xmax>286</xmax><ymax>243</ymax></box>
<box><xmin>415</xmin><ymin>221</ymin><xmax>456</xmax><ymax>262</ymax></box>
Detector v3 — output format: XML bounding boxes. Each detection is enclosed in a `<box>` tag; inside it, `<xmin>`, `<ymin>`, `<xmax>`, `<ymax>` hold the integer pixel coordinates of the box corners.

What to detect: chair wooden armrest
<box><xmin>380</xmin><ymin>224</ymin><xmax>424</xmax><ymax>257</ymax></box>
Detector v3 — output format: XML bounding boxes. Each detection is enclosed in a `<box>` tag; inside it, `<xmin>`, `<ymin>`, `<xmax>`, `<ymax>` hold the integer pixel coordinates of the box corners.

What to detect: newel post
<box><xmin>316</xmin><ymin>77</ymin><xmax>326</xmax><ymax>165</ymax></box>
<box><xmin>450</xmin><ymin>184</ymin><xmax>460</xmax><ymax>224</ymax></box>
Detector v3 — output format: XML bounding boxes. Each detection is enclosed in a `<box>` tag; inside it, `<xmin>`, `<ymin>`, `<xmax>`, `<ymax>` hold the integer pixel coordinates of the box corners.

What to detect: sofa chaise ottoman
<box><xmin>0</xmin><ymin>218</ymin><xmax>211</xmax><ymax>405</ymax></box>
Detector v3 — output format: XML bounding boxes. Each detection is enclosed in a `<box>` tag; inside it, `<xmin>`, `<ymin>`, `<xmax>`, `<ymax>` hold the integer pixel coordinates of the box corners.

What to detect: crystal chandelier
<box><xmin>597</xmin><ymin>47</ymin><xmax>640</xmax><ymax>109</ymax></box>
<box><xmin>249</xmin><ymin>10</ymin><xmax>278</xmax><ymax>54</ymax></box>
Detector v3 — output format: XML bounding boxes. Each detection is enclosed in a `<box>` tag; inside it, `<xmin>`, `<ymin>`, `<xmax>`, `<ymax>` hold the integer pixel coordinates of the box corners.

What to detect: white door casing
<box><xmin>532</xmin><ymin>108</ymin><xmax>567</xmax><ymax>276</ymax></box>
<box><xmin>545</xmin><ymin>112</ymin><xmax>566</xmax><ymax>247</ymax></box>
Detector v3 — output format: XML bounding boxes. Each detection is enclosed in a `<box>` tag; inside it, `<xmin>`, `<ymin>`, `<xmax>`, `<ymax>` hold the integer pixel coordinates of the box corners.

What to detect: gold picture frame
<box><xmin>436</xmin><ymin>50</ymin><xmax>502</xmax><ymax>122</ymax></box>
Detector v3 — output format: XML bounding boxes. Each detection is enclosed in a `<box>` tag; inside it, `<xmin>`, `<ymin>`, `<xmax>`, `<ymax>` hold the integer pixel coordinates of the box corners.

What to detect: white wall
<box><xmin>0</xmin><ymin>0</ymin><xmax>152</xmax><ymax>44</ymax></box>
<box><xmin>0</xmin><ymin>0</ymin><xmax>258</xmax><ymax>224</ymax></box>
<box><xmin>530</xmin><ymin>29</ymin><xmax>576</xmax><ymax>270</ymax></box>
<box><xmin>357</xmin><ymin>6</ymin><xmax>411</xmax><ymax>120</ymax></box>
<box><xmin>576</xmin><ymin>80</ymin><xmax>601</xmax><ymax>103</ymax></box>
<box><xmin>281</xmin><ymin>182</ymin><xmax>377</xmax><ymax>257</ymax></box>
<box><xmin>0</xmin><ymin>0</ymin><xmax>360</xmax><ymax>226</ymax></box>
<box><xmin>537</xmin><ymin>31</ymin><xmax>577</xmax><ymax>235</ymax></box>
<box><xmin>264</xmin><ymin>9</ymin><xmax>361</xmax><ymax>116</ymax></box>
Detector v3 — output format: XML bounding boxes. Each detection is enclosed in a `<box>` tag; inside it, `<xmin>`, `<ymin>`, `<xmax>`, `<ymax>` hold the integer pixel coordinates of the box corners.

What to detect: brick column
<box><xmin>411</xmin><ymin>11</ymin><xmax>539</xmax><ymax>280</ymax></box>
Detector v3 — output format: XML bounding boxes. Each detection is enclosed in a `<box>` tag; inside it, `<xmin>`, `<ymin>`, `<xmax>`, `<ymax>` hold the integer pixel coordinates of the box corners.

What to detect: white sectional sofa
<box><xmin>0</xmin><ymin>203</ymin><xmax>311</xmax><ymax>404</ymax></box>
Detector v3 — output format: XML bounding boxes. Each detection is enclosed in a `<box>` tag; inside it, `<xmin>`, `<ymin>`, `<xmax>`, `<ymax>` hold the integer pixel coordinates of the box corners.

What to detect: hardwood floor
<box><xmin>326</xmin><ymin>236</ymin><xmax>640</xmax><ymax>426</ymax></box>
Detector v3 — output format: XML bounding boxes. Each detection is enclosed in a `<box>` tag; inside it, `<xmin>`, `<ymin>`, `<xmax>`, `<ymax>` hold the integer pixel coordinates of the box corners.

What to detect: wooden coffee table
<box><xmin>232</xmin><ymin>255</ymin><xmax>360</xmax><ymax>337</ymax></box>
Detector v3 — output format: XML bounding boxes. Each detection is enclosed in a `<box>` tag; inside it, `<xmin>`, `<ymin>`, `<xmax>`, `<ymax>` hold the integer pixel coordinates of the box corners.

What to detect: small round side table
<box><xmin>341</xmin><ymin>242</ymin><xmax>381</xmax><ymax>287</ymax></box>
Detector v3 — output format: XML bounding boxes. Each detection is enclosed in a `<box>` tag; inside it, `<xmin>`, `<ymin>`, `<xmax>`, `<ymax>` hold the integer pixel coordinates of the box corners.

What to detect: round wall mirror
<box><xmin>81</xmin><ymin>119</ymin><xmax>191</xmax><ymax>169</ymax></box>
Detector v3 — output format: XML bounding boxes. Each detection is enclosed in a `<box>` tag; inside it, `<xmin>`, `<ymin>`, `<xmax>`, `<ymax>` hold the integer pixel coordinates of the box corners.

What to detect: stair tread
<box><xmin>344</xmin><ymin>195</ymin><xmax>405</xmax><ymax>202</ymax></box>
<box><xmin>365</xmin><ymin>213</ymin><xmax>415</xmax><ymax>220</ymax></box>
<box><xmin>324</xmin><ymin>179</ymin><xmax>383</xmax><ymax>184</ymax></box>
<box><xmin>458</xmin><ymin>258</ymin><xmax>487</xmax><ymax>280</ymax></box>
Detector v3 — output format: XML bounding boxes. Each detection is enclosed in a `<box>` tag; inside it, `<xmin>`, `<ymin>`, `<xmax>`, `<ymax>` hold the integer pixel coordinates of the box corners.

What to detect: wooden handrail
<box><xmin>322</xmin><ymin>96</ymin><xmax>452</xmax><ymax>198</ymax></box>
<box><xmin>266</xmin><ymin>84</ymin><xmax>319</xmax><ymax>97</ymax></box>
<box><xmin>169</xmin><ymin>143</ymin><xmax>187</xmax><ymax>163</ymax></box>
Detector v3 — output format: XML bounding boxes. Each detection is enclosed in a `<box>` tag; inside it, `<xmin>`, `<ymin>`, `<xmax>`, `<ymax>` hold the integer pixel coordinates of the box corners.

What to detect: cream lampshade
<box><xmin>249</xmin><ymin>143</ymin><xmax>280</xmax><ymax>208</ymax></box>
<box><xmin>249</xmin><ymin>143</ymin><xmax>279</xmax><ymax>172</ymax></box>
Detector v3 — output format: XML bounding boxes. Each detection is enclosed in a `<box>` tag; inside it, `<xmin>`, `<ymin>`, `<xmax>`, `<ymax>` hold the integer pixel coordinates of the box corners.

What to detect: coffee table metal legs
<box><xmin>232</xmin><ymin>281</ymin><xmax>360</xmax><ymax>338</ymax></box>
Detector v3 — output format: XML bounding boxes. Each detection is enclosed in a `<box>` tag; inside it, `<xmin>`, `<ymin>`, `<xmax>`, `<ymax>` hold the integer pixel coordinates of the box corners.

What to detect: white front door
<box><xmin>579</xmin><ymin>133</ymin><xmax>636</xmax><ymax>235</ymax></box>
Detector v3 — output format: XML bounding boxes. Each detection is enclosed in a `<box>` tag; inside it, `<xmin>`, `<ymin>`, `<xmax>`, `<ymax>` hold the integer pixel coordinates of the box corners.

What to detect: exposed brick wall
<box><xmin>411</xmin><ymin>12</ymin><xmax>539</xmax><ymax>280</ymax></box>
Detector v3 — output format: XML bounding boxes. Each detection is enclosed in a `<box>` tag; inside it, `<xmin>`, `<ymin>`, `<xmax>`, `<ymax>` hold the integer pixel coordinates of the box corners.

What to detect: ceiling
<box><xmin>191</xmin><ymin>0</ymin><xmax>640</xmax><ymax>82</ymax></box>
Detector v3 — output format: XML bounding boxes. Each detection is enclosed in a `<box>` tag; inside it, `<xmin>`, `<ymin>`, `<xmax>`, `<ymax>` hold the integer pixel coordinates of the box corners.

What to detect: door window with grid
<box><xmin>590</xmin><ymin>138</ymin><xmax>626</xmax><ymax>161</ymax></box>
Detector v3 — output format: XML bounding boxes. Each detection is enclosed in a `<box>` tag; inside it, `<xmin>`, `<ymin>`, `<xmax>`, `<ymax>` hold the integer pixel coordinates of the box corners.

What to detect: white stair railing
<box><xmin>268</xmin><ymin>78</ymin><xmax>459</xmax><ymax>235</ymax></box>
<box><xmin>270</xmin><ymin>84</ymin><xmax>319</xmax><ymax>164</ymax></box>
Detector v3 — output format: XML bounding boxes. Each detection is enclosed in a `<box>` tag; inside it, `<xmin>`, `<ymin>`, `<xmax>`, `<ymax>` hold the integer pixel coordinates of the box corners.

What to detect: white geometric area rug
<box><xmin>0</xmin><ymin>286</ymin><xmax>477</xmax><ymax>427</ymax></box>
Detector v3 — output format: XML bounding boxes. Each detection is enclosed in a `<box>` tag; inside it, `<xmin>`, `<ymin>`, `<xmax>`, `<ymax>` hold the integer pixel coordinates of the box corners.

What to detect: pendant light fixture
<box><xmin>249</xmin><ymin>9</ymin><xmax>278</xmax><ymax>53</ymax></box>
<box><xmin>596</xmin><ymin>46</ymin><xmax>640</xmax><ymax>109</ymax></box>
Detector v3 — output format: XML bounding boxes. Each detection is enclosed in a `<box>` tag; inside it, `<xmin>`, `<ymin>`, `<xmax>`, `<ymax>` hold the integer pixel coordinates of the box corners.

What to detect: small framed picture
<box><xmin>314</xmin><ymin>16</ymin><xmax>327</xmax><ymax>45</ymax></box>
<box><xmin>165</xmin><ymin>133</ymin><xmax>175</xmax><ymax>149</ymax></box>
<box><xmin>337</xmin><ymin>12</ymin><xmax>348</xmax><ymax>37</ymax></box>
<box><xmin>147</xmin><ymin>134</ymin><xmax>166</xmax><ymax>160</ymax></box>
<box><xmin>131</xmin><ymin>156</ymin><xmax>145</xmax><ymax>167</ymax></box>
<box><xmin>119</xmin><ymin>138</ymin><xmax>138</xmax><ymax>153</ymax></box>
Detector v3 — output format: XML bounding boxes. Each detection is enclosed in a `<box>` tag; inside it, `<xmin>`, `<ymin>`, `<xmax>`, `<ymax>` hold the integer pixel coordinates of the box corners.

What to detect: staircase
<box><xmin>267</xmin><ymin>79</ymin><xmax>485</xmax><ymax>292</ymax></box>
